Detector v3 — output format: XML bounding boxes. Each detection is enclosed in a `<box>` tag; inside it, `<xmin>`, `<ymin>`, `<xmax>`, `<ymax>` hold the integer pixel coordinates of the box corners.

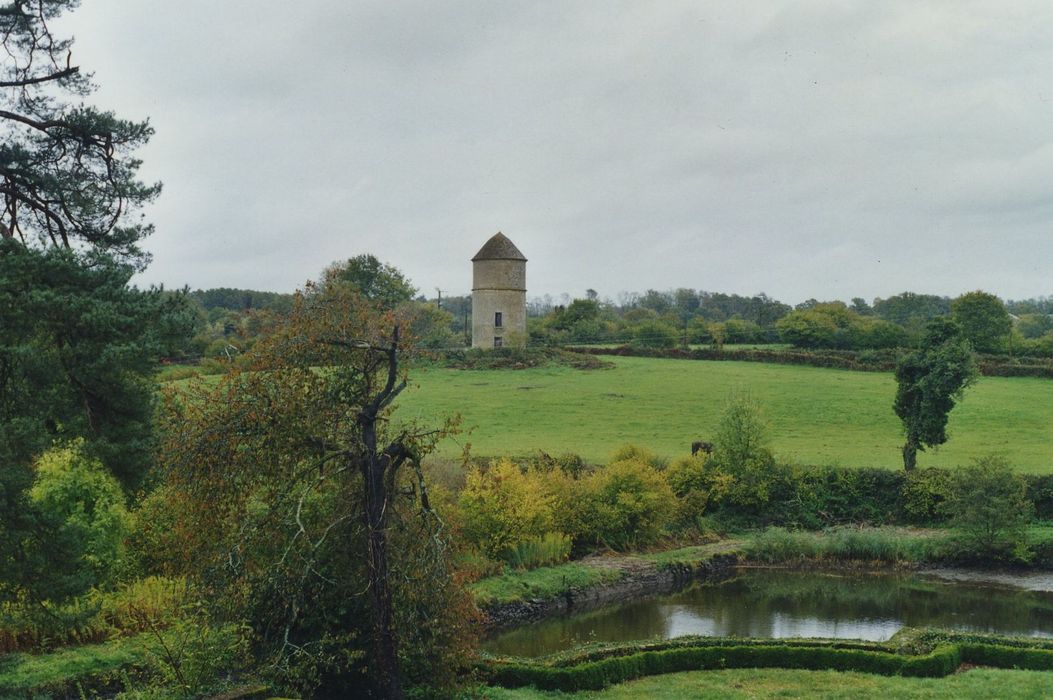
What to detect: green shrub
<box><xmin>960</xmin><ymin>643</ymin><xmax>1053</xmax><ymax>671</ymax></box>
<box><xmin>609</xmin><ymin>443</ymin><xmax>664</xmax><ymax>469</ymax></box>
<box><xmin>665</xmin><ymin>454</ymin><xmax>731</xmax><ymax>532</ymax></box>
<box><xmin>564</xmin><ymin>459</ymin><xmax>676</xmax><ymax>551</ymax></box>
<box><xmin>631</xmin><ymin>321</ymin><xmax>679</xmax><ymax>349</ymax></box>
<box><xmin>942</xmin><ymin>455</ymin><xmax>1033</xmax><ymax>562</ymax></box>
<box><xmin>708</xmin><ymin>392</ymin><xmax>777</xmax><ymax>513</ymax></box>
<box><xmin>0</xmin><ymin>576</ymin><xmax>192</xmax><ymax>654</ymax></box>
<box><xmin>902</xmin><ymin>468</ymin><xmax>953</xmax><ymax>525</ymax></box>
<box><xmin>30</xmin><ymin>441</ymin><xmax>133</xmax><ymax>589</ymax></box>
<box><xmin>529</xmin><ymin>450</ymin><xmax>590</xmax><ymax>477</ymax></box>
<box><xmin>1025</xmin><ymin>474</ymin><xmax>1053</xmax><ymax>520</ymax></box>
<box><xmin>664</xmin><ymin>454</ymin><xmax>709</xmax><ymax>497</ymax></box>
<box><xmin>128</xmin><ymin>603</ymin><xmax>251</xmax><ymax>699</ymax></box>
<box><xmin>99</xmin><ymin>577</ymin><xmax>193</xmax><ymax>633</ymax></box>
<box><xmin>825</xmin><ymin>467</ymin><xmax>905</xmax><ymax>524</ymax></box>
<box><xmin>458</xmin><ymin>459</ymin><xmax>558</xmax><ymax>559</ymax></box>
<box><xmin>776</xmin><ymin>309</ymin><xmax>841</xmax><ymax>348</ymax></box>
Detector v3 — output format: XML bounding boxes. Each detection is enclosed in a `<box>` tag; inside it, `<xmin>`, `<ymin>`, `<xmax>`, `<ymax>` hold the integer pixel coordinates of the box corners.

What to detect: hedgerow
<box><xmin>569</xmin><ymin>345</ymin><xmax>1053</xmax><ymax>378</ymax></box>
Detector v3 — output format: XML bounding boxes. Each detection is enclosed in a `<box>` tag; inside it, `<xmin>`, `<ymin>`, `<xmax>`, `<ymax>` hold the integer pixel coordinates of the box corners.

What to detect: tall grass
<box><xmin>501</xmin><ymin>533</ymin><xmax>572</xmax><ymax>570</ymax></box>
<box><xmin>0</xmin><ymin>576</ymin><xmax>191</xmax><ymax>654</ymax></box>
<box><xmin>744</xmin><ymin>527</ymin><xmax>943</xmax><ymax>564</ymax></box>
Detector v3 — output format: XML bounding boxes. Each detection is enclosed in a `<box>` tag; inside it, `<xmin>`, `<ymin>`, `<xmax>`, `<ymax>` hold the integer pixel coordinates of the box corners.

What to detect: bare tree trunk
<box><xmin>361</xmin><ymin>445</ymin><xmax>403</xmax><ymax>700</ymax></box>
<box><xmin>356</xmin><ymin>327</ymin><xmax>408</xmax><ymax>699</ymax></box>
<box><xmin>902</xmin><ymin>437</ymin><xmax>918</xmax><ymax>471</ymax></box>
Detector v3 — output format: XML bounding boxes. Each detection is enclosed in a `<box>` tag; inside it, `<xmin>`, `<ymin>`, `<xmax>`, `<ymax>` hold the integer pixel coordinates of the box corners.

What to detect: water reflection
<box><xmin>484</xmin><ymin>568</ymin><xmax>1053</xmax><ymax>657</ymax></box>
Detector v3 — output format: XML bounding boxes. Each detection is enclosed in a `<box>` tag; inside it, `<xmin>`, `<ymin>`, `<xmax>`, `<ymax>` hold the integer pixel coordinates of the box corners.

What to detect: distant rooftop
<box><xmin>471</xmin><ymin>232</ymin><xmax>527</xmax><ymax>262</ymax></box>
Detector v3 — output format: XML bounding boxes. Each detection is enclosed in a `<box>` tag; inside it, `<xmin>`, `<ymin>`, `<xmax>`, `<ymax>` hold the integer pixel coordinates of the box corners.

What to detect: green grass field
<box><xmin>401</xmin><ymin>356</ymin><xmax>1053</xmax><ymax>472</ymax></box>
<box><xmin>479</xmin><ymin>668</ymin><xmax>1053</xmax><ymax>699</ymax></box>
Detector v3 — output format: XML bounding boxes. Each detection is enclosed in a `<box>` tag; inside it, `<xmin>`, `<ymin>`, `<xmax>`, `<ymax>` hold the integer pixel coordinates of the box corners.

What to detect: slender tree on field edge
<box><xmin>893</xmin><ymin>317</ymin><xmax>977</xmax><ymax>471</ymax></box>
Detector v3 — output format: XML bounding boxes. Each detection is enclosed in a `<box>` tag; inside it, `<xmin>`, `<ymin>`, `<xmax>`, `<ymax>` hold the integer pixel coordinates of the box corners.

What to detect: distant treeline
<box><xmin>173</xmin><ymin>272</ymin><xmax>1053</xmax><ymax>364</ymax></box>
<box><xmin>527</xmin><ymin>288</ymin><xmax>1053</xmax><ymax>358</ymax></box>
<box><xmin>188</xmin><ymin>287</ymin><xmax>294</xmax><ymax>313</ymax></box>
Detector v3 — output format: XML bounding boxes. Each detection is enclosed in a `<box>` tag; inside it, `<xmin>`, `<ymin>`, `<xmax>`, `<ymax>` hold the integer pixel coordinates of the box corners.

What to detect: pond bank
<box><xmin>484</xmin><ymin>567</ymin><xmax>1053</xmax><ymax>657</ymax></box>
<box><xmin>473</xmin><ymin>528</ymin><xmax>1053</xmax><ymax>633</ymax></box>
<box><xmin>477</xmin><ymin>543</ymin><xmax>742</xmax><ymax>630</ymax></box>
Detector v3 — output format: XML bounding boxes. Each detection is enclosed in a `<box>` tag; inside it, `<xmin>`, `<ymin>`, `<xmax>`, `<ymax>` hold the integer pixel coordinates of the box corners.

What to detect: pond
<box><xmin>483</xmin><ymin>567</ymin><xmax>1053</xmax><ymax>657</ymax></box>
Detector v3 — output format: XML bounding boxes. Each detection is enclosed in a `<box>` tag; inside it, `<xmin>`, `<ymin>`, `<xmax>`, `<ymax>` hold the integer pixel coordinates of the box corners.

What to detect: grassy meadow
<box><xmin>401</xmin><ymin>356</ymin><xmax>1053</xmax><ymax>472</ymax></box>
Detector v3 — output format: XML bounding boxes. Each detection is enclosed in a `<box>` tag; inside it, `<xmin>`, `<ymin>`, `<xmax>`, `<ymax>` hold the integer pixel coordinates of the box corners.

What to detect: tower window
<box><xmin>494</xmin><ymin>312</ymin><xmax>503</xmax><ymax>327</ymax></box>
<box><xmin>494</xmin><ymin>337</ymin><xmax>503</xmax><ymax>348</ymax></box>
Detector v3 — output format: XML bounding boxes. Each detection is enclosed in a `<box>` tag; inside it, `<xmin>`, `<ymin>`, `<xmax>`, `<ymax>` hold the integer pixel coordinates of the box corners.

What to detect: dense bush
<box><xmin>664</xmin><ymin>454</ymin><xmax>731</xmax><ymax>530</ymax></box>
<box><xmin>901</xmin><ymin>468</ymin><xmax>953</xmax><ymax>525</ymax></box>
<box><xmin>608</xmin><ymin>443</ymin><xmax>665</xmax><ymax>470</ymax></box>
<box><xmin>776</xmin><ymin>308</ymin><xmax>842</xmax><ymax>348</ymax></box>
<box><xmin>30</xmin><ymin>442</ymin><xmax>134</xmax><ymax>589</ymax></box>
<box><xmin>560</xmin><ymin>459</ymin><xmax>676</xmax><ymax>551</ymax></box>
<box><xmin>631</xmin><ymin>320</ymin><xmax>680</xmax><ymax>349</ymax></box>
<box><xmin>704</xmin><ymin>392</ymin><xmax>778</xmax><ymax>515</ymax></box>
<box><xmin>792</xmin><ymin>466</ymin><xmax>905</xmax><ymax>526</ymax></box>
<box><xmin>459</xmin><ymin>459</ymin><xmax>559</xmax><ymax>560</ymax></box>
<box><xmin>437</xmin><ymin>346</ymin><xmax>611</xmax><ymax>371</ymax></box>
<box><xmin>1025</xmin><ymin>474</ymin><xmax>1053</xmax><ymax>520</ymax></box>
<box><xmin>941</xmin><ymin>455</ymin><xmax>1033</xmax><ymax>562</ymax></box>
<box><xmin>530</xmin><ymin>451</ymin><xmax>589</xmax><ymax>478</ymax></box>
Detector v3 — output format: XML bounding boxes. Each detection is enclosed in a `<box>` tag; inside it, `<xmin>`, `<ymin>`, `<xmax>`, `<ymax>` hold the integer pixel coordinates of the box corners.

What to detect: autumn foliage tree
<box><xmin>157</xmin><ymin>283</ymin><xmax>473</xmax><ymax>698</ymax></box>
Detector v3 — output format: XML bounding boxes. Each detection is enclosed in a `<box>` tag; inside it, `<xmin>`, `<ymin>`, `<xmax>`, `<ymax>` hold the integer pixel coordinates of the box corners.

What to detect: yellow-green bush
<box><xmin>562</xmin><ymin>459</ymin><xmax>676</xmax><ymax>551</ymax></box>
<box><xmin>665</xmin><ymin>454</ymin><xmax>732</xmax><ymax>531</ymax></box>
<box><xmin>609</xmin><ymin>444</ymin><xmax>664</xmax><ymax>469</ymax></box>
<box><xmin>30</xmin><ymin>441</ymin><xmax>133</xmax><ymax>588</ymax></box>
<box><xmin>902</xmin><ymin>467</ymin><xmax>953</xmax><ymax>524</ymax></box>
<box><xmin>458</xmin><ymin>459</ymin><xmax>558</xmax><ymax>559</ymax></box>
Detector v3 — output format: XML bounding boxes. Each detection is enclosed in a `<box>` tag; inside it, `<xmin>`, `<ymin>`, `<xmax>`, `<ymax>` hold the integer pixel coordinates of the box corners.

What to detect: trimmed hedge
<box><xmin>480</xmin><ymin>633</ymin><xmax>1053</xmax><ymax>691</ymax></box>
<box><xmin>482</xmin><ymin>640</ymin><xmax>961</xmax><ymax>691</ymax></box>
<box><xmin>961</xmin><ymin>643</ymin><xmax>1053</xmax><ymax>670</ymax></box>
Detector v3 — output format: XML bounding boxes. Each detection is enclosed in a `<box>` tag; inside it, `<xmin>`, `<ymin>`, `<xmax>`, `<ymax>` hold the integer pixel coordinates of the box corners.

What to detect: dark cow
<box><xmin>691</xmin><ymin>440</ymin><xmax>714</xmax><ymax>456</ymax></box>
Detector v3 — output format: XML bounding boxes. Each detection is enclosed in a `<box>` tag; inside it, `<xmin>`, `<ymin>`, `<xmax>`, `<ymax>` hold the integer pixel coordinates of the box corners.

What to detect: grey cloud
<box><xmin>52</xmin><ymin>0</ymin><xmax>1053</xmax><ymax>303</ymax></box>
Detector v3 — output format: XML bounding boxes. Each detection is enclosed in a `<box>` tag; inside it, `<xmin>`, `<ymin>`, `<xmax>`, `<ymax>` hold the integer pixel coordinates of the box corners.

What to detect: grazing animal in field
<box><xmin>691</xmin><ymin>440</ymin><xmax>714</xmax><ymax>456</ymax></box>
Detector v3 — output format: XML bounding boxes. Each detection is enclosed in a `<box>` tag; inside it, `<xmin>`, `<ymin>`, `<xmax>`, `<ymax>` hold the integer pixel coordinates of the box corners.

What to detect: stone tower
<box><xmin>472</xmin><ymin>232</ymin><xmax>527</xmax><ymax>348</ymax></box>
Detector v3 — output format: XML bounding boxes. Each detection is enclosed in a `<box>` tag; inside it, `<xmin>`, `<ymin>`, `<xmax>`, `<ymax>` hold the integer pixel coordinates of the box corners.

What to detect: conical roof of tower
<box><xmin>471</xmin><ymin>232</ymin><xmax>527</xmax><ymax>262</ymax></box>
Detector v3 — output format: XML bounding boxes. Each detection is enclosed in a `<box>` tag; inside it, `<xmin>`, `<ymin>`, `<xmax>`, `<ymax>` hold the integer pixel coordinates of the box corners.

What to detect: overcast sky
<box><xmin>57</xmin><ymin>1</ymin><xmax>1053</xmax><ymax>304</ymax></box>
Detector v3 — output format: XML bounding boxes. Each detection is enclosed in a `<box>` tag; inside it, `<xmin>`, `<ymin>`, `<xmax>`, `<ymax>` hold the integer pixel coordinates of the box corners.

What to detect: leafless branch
<box><xmin>0</xmin><ymin>64</ymin><xmax>76</xmax><ymax>87</ymax></box>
